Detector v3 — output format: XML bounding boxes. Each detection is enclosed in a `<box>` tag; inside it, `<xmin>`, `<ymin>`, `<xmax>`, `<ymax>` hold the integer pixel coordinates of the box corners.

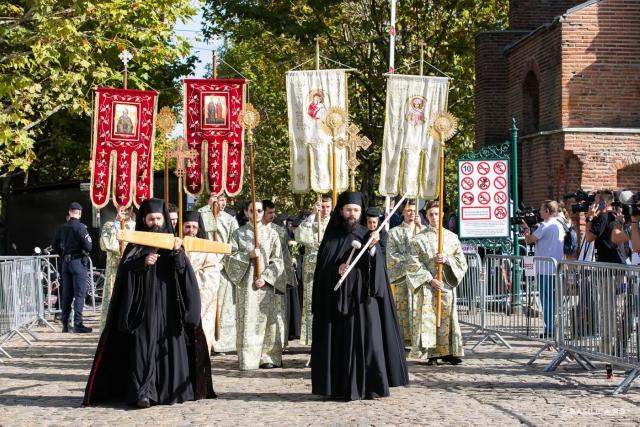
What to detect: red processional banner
<box><xmin>90</xmin><ymin>88</ymin><xmax>158</xmax><ymax>208</ymax></box>
<box><xmin>183</xmin><ymin>78</ymin><xmax>245</xmax><ymax>196</ymax></box>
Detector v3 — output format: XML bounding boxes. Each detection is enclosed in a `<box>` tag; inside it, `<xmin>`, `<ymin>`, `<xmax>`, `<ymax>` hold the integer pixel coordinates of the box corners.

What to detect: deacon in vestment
<box><xmin>99</xmin><ymin>206</ymin><xmax>135</xmax><ymax>331</ymax></box>
<box><xmin>261</xmin><ymin>199</ymin><xmax>291</xmax><ymax>353</ymax></box>
<box><xmin>412</xmin><ymin>200</ymin><xmax>468</xmax><ymax>365</ymax></box>
<box><xmin>225</xmin><ymin>201</ymin><xmax>285</xmax><ymax>370</ymax></box>
<box><xmin>83</xmin><ymin>198</ymin><xmax>215</xmax><ymax>408</ymax></box>
<box><xmin>295</xmin><ymin>195</ymin><xmax>332</xmax><ymax>345</ymax></box>
<box><xmin>199</xmin><ymin>193</ymin><xmax>239</xmax><ymax>354</ymax></box>
<box><xmin>183</xmin><ymin>211</ymin><xmax>223</xmax><ymax>351</ymax></box>
<box><xmin>386</xmin><ymin>200</ymin><xmax>426</xmax><ymax>346</ymax></box>
<box><xmin>311</xmin><ymin>192</ymin><xmax>408</xmax><ymax>401</ymax></box>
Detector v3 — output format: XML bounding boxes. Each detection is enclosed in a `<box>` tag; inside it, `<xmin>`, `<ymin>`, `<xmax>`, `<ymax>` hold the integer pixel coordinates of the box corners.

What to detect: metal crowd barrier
<box><xmin>457</xmin><ymin>252</ymin><xmax>484</xmax><ymax>340</ymax></box>
<box><xmin>546</xmin><ymin>261</ymin><xmax>640</xmax><ymax>394</ymax></box>
<box><xmin>482</xmin><ymin>255</ymin><xmax>558</xmax><ymax>363</ymax></box>
<box><xmin>0</xmin><ymin>256</ymin><xmax>55</xmax><ymax>359</ymax></box>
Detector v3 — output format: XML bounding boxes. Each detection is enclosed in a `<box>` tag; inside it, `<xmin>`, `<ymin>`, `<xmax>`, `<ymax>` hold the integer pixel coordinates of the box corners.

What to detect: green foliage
<box><xmin>0</xmin><ymin>0</ymin><xmax>197</xmax><ymax>180</ymax></box>
<box><xmin>203</xmin><ymin>0</ymin><xmax>508</xmax><ymax>211</ymax></box>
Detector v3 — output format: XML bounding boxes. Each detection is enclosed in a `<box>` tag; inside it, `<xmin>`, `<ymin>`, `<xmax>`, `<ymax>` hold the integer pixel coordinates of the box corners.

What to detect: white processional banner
<box><xmin>378</xmin><ymin>75</ymin><xmax>449</xmax><ymax>198</ymax></box>
<box><xmin>287</xmin><ymin>70</ymin><xmax>349</xmax><ymax>194</ymax></box>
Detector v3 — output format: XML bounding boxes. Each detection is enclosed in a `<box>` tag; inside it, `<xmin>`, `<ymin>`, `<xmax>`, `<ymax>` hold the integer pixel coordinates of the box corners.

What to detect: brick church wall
<box><xmin>561</xmin><ymin>0</ymin><xmax>640</xmax><ymax>128</ymax></box>
<box><xmin>509</xmin><ymin>0</ymin><xmax>586</xmax><ymax>30</ymax></box>
<box><xmin>475</xmin><ymin>31</ymin><xmax>528</xmax><ymax>147</ymax></box>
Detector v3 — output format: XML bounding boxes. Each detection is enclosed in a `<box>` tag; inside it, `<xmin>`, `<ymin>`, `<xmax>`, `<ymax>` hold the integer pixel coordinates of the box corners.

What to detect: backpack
<box><xmin>561</xmin><ymin>220</ymin><xmax>578</xmax><ymax>256</ymax></box>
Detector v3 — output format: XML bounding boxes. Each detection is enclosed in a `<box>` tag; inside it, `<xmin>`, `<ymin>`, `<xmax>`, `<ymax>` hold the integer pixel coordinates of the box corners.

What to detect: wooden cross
<box><xmin>166</xmin><ymin>136</ymin><xmax>197</xmax><ymax>178</ymax></box>
<box><xmin>335</xmin><ymin>123</ymin><xmax>372</xmax><ymax>191</ymax></box>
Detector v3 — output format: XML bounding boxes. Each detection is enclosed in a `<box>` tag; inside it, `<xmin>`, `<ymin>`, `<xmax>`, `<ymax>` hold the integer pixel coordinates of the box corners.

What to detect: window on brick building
<box><xmin>522</xmin><ymin>70</ymin><xmax>540</xmax><ymax>135</ymax></box>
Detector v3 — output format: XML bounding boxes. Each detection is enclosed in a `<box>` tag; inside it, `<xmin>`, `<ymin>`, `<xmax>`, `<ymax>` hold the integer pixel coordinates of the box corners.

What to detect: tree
<box><xmin>203</xmin><ymin>0</ymin><xmax>508</xmax><ymax>211</ymax></box>
<box><xmin>0</xmin><ymin>0</ymin><xmax>197</xmax><ymax>179</ymax></box>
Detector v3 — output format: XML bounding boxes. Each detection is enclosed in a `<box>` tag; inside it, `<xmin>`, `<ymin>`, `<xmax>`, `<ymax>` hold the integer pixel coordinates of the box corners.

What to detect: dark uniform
<box><xmin>52</xmin><ymin>202</ymin><xmax>92</xmax><ymax>332</ymax></box>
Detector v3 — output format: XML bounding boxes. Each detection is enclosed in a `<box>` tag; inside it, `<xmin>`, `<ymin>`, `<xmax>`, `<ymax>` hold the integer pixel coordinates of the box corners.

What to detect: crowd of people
<box><xmin>52</xmin><ymin>192</ymin><xmax>468</xmax><ymax>407</ymax></box>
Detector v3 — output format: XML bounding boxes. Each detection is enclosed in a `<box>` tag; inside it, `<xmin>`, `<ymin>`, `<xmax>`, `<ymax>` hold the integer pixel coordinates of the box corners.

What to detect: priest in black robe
<box><xmin>311</xmin><ymin>191</ymin><xmax>409</xmax><ymax>401</ymax></box>
<box><xmin>83</xmin><ymin>198</ymin><xmax>215</xmax><ymax>408</ymax></box>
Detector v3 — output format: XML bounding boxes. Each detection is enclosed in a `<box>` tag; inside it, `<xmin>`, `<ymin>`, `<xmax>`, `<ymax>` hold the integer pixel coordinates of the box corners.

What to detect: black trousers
<box><xmin>61</xmin><ymin>258</ymin><xmax>88</xmax><ymax>326</ymax></box>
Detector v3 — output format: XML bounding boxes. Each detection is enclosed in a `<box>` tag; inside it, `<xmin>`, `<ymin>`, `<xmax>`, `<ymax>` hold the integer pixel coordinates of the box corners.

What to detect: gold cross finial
<box><xmin>335</xmin><ymin>123</ymin><xmax>372</xmax><ymax>191</ymax></box>
<box><xmin>166</xmin><ymin>136</ymin><xmax>197</xmax><ymax>178</ymax></box>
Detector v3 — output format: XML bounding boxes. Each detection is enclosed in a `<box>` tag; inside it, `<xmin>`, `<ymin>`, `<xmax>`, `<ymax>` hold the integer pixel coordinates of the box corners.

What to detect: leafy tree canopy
<box><xmin>0</xmin><ymin>0</ymin><xmax>197</xmax><ymax>182</ymax></box>
<box><xmin>203</xmin><ymin>0</ymin><xmax>508</xmax><ymax>212</ymax></box>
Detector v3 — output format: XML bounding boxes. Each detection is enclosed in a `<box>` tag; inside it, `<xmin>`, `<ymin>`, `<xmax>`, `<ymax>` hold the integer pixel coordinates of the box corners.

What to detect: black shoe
<box><xmin>73</xmin><ymin>324</ymin><xmax>92</xmax><ymax>333</ymax></box>
<box><xmin>136</xmin><ymin>398</ymin><xmax>150</xmax><ymax>408</ymax></box>
<box><xmin>442</xmin><ymin>355</ymin><xmax>463</xmax><ymax>365</ymax></box>
<box><xmin>61</xmin><ymin>324</ymin><xmax>69</xmax><ymax>333</ymax></box>
<box><xmin>259</xmin><ymin>363</ymin><xmax>278</xmax><ymax>369</ymax></box>
<box><xmin>426</xmin><ymin>358</ymin><xmax>439</xmax><ymax>366</ymax></box>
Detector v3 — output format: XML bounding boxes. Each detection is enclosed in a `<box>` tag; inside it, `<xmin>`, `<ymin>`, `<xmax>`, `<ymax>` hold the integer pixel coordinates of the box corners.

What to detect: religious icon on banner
<box><xmin>286</xmin><ymin>70</ymin><xmax>349</xmax><ymax>194</ymax></box>
<box><xmin>405</xmin><ymin>95</ymin><xmax>427</xmax><ymax>126</ymax></box>
<box><xmin>90</xmin><ymin>88</ymin><xmax>157</xmax><ymax>208</ymax></box>
<box><xmin>379</xmin><ymin>75</ymin><xmax>449</xmax><ymax>199</ymax></box>
<box><xmin>113</xmin><ymin>103</ymin><xmax>138</xmax><ymax>136</ymax></box>
<box><xmin>307</xmin><ymin>89</ymin><xmax>328</xmax><ymax>121</ymax></box>
<box><xmin>184</xmin><ymin>79</ymin><xmax>245</xmax><ymax>196</ymax></box>
<box><xmin>202</xmin><ymin>93</ymin><xmax>228</xmax><ymax>127</ymax></box>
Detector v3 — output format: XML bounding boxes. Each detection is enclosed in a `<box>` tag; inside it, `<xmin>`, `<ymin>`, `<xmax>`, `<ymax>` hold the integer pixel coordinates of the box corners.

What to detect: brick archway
<box><xmin>521</xmin><ymin>60</ymin><xmax>540</xmax><ymax>136</ymax></box>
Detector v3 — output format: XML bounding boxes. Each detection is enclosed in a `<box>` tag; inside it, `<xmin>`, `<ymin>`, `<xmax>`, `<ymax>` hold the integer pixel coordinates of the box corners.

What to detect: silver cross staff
<box><xmin>118</xmin><ymin>49</ymin><xmax>133</xmax><ymax>89</ymax></box>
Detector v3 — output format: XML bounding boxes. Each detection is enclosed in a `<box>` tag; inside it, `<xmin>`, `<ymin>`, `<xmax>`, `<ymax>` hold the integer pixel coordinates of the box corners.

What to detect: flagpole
<box><xmin>429</xmin><ymin>112</ymin><xmax>458</xmax><ymax>328</ymax></box>
<box><xmin>385</xmin><ymin>0</ymin><xmax>397</xmax><ymax>230</ymax></box>
<box><xmin>315</xmin><ymin>38</ymin><xmax>323</xmax><ymax>242</ymax></box>
<box><xmin>240</xmin><ymin>105</ymin><xmax>262</xmax><ymax>278</ymax></box>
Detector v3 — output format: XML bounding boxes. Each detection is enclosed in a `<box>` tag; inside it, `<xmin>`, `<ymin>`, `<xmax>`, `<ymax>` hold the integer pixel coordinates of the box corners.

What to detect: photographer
<box><xmin>521</xmin><ymin>200</ymin><xmax>564</xmax><ymax>338</ymax></box>
<box><xmin>585</xmin><ymin>190</ymin><xmax>630</xmax><ymax>264</ymax></box>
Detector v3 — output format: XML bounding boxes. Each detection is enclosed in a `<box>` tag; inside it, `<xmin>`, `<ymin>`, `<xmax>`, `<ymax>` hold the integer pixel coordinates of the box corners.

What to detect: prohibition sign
<box><xmin>460</xmin><ymin>162</ymin><xmax>474</xmax><ymax>175</ymax></box>
<box><xmin>461</xmin><ymin>192</ymin><xmax>474</xmax><ymax>205</ymax></box>
<box><xmin>477</xmin><ymin>192</ymin><xmax>490</xmax><ymax>205</ymax></box>
<box><xmin>493</xmin><ymin>161</ymin><xmax>507</xmax><ymax>175</ymax></box>
<box><xmin>494</xmin><ymin>176</ymin><xmax>507</xmax><ymax>190</ymax></box>
<box><xmin>478</xmin><ymin>176</ymin><xmax>491</xmax><ymax>190</ymax></box>
<box><xmin>461</xmin><ymin>177</ymin><xmax>474</xmax><ymax>190</ymax></box>
<box><xmin>494</xmin><ymin>191</ymin><xmax>507</xmax><ymax>204</ymax></box>
<box><xmin>477</xmin><ymin>162</ymin><xmax>490</xmax><ymax>175</ymax></box>
<box><xmin>494</xmin><ymin>206</ymin><xmax>508</xmax><ymax>219</ymax></box>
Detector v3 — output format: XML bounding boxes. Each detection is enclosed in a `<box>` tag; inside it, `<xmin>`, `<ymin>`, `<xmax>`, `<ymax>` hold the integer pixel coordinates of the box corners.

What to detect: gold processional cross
<box><xmin>165</xmin><ymin>136</ymin><xmax>197</xmax><ymax>237</ymax></box>
<box><xmin>335</xmin><ymin>123</ymin><xmax>372</xmax><ymax>191</ymax></box>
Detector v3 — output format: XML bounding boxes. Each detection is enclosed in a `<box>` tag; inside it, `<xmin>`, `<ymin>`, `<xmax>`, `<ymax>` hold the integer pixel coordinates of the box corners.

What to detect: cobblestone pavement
<box><xmin>1</xmin><ymin>311</ymin><xmax>639</xmax><ymax>426</ymax></box>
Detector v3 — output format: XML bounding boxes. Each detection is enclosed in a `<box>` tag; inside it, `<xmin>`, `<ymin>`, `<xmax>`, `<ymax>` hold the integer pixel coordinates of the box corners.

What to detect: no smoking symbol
<box><xmin>461</xmin><ymin>177</ymin><xmax>474</xmax><ymax>190</ymax></box>
<box><xmin>494</xmin><ymin>161</ymin><xmax>507</xmax><ymax>175</ymax></box>
<box><xmin>478</xmin><ymin>192</ymin><xmax>490</xmax><ymax>205</ymax></box>
<box><xmin>494</xmin><ymin>206</ymin><xmax>508</xmax><ymax>219</ymax></box>
<box><xmin>478</xmin><ymin>177</ymin><xmax>490</xmax><ymax>190</ymax></box>
<box><xmin>477</xmin><ymin>162</ymin><xmax>490</xmax><ymax>175</ymax></box>
<box><xmin>461</xmin><ymin>192</ymin><xmax>474</xmax><ymax>205</ymax></box>
<box><xmin>494</xmin><ymin>176</ymin><xmax>507</xmax><ymax>190</ymax></box>
<box><xmin>494</xmin><ymin>191</ymin><xmax>507</xmax><ymax>204</ymax></box>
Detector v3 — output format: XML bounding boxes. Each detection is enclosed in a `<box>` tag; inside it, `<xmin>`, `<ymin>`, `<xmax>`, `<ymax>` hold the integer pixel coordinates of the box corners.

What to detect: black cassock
<box><xmin>311</xmin><ymin>209</ymin><xmax>408</xmax><ymax>400</ymax></box>
<box><xmin>83</xmin><ymin>244</ymin><xmax>215</xmax><ymax>406</ymax></box>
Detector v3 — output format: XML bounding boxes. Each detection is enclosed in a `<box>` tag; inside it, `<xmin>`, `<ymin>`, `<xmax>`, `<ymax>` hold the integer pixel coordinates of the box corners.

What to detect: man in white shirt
<box><xmin>522</xmin><ymin>200</ymin><xmax>564</xmax><ymax>338</ymax></box>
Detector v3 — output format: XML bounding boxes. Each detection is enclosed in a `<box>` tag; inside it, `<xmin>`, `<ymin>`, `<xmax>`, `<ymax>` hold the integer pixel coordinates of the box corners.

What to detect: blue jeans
<box><xmin>61</xmin><ymin>258</ymin><xmax>88</xmax><ymax>326</ymax></box>
<box><xmin>538</xmin><ymin>275</ymin><xmax>555</xmax><ymax>338</ymax></box>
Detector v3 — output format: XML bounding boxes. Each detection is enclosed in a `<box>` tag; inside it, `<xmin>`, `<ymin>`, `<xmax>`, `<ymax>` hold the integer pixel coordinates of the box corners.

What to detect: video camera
<box><xmin>512</xmin><ymin>206</ymin><xmax>542</xmax><ymax>229</ymax></box>
<box><xmin>618</xmin><ymin>190</ymin><xmax>640</xmax><ymax>217</ymax></box>
<box><xmin>563</xmin><ymin>189</ymin><xmax>596</xmax><ymax>213</ymax></box>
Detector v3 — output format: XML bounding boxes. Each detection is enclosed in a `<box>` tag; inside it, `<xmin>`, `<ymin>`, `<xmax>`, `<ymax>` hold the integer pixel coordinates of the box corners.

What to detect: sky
<box><xmin>171</xmin><ymin>2</ymin><xmax>222</xmax><ymax>138</ymax></box>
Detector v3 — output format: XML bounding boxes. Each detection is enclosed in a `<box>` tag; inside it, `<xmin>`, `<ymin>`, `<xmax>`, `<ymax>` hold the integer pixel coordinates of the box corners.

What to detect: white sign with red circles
<box><xmin>457</xmin><ymin>159</ymin><xmax>510</xmax><ymax>238</ymax></box>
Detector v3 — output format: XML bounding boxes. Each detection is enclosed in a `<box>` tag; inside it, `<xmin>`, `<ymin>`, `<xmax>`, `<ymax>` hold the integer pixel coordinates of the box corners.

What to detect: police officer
<box><xmin>52</xmin><ymin>202</ymin><xmax>93</xmax><ymax>333</ymax></box>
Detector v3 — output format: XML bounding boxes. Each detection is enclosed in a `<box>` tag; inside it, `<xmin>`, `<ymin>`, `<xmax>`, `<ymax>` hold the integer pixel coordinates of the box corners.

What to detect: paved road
<box><xmin>1</xmin><ymin>312</ymin><xmax>639</xmax><ymax>426</ymax></box>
